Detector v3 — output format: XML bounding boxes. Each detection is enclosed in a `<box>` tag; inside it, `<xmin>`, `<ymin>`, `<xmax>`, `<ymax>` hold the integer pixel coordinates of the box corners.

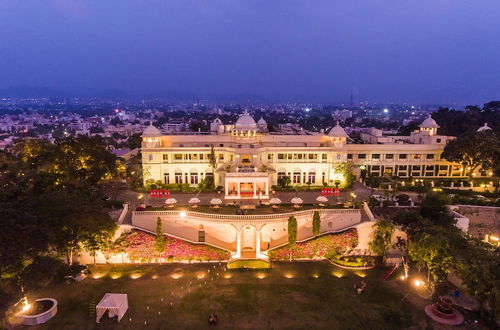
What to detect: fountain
<box><xmin>14</xmin><ymin>298</ymin><xmax>58</xmax><ymax>326</ymax></box>
<box><xmin>424</xmin><ymin>297</ymin><xmax>463</xmax><ymax>326</ymax></box>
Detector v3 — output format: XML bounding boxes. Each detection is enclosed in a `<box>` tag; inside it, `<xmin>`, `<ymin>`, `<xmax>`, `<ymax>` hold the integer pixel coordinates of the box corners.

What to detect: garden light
<box><xmin>284</xmin><ymin>273</ymin><xmax>294</xmax><ymax>279</ymax></box>
<box><xmin>21</xmin><ymin>297</ymin><xmax>31</xmax><ymax>312</ymax></box>
<box><xmin>414</xmin><ymin>280</ymin><xmax>422</xmax><ymax>287</ymax></box>
<box><xmin>223</xmin><ymin>273</ymin><xmax>232</xmax><ymax>279</ymax></box>
<box><xmin>332</xmin><ymin>271</ymin><xmax>344</xmax><ymax>278</ymax></box>
<box><xmin>171</xmin><ymin>273</ymin><xmax>183</xmax><ymax>279</ymax></box>
<box><xmin>256</xmin><ymin>273</ymin><xmax>266</xmax><ymax>279</ymax></box>
<box><xmin>130</xmin><ymin>273</ymin><xmax>142</xmax><ymax>279</ymax></box>
<box><xmin>179</xmin><ymin>211</ymin><xmax>187</xmax><ymax>218</ymax></box>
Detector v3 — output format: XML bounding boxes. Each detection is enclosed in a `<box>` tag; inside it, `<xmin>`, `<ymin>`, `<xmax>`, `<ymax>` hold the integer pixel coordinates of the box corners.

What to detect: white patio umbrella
<box><xmin>291</xmin><ymin>197</ymin><xmax>303</xmax><ymax>205</ymax></box>
<box><xmin>188</xmin><ymin>197</ymin><xmax>201</xmax><ymax>204</ymax></box>
<box><xmin>269</xmin><ymin>198</ymin><xmax>282</xmax><ymax>205</ymax></box>
<box><xmin>210</xmin><ymin>198</ymin><xmax>223</xmax><ymax>205</ymax></box>
<box><xmin>165</xmin><ymin>198</ymin><xmax>177</xmax><ymax>207</ymax></box>
<box><xmin>316</xmin><ymin>196</ymin><xmax>328</xmax><ymax>203</ymax></box>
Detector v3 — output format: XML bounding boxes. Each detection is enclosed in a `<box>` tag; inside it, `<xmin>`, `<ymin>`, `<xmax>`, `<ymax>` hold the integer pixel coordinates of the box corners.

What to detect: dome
<box><xmin>328</xmin><ymin>122</ymin><xmax>349</xmax><ymax>138</ymax></box>
<box><xmin>419</xmin><ymin>115</ymin><xmax>439</xmax><ymax>128</ymax></box>
<box><xmin>477</xmin><ymin>123</ymin><xmax>492</xmax><ymax>132</ymax></box>
<box><xmin>212</xmin><ymin>117</ymin><xmax>223</xmax><ymax>124</ymax></box>
<box><xmin>234</xmin><ymin>111</ymin><xmax>257</xmax><ymax>131</ymax></box>
<box><xmin>142</xmin><ymin>123</ymin><xmax>162</xmax><ymax>137</ymax></box>
<box><xmin>257</xmin><ymin>117</ymin><xmax>267</xmax><ymax>125</ymax></box>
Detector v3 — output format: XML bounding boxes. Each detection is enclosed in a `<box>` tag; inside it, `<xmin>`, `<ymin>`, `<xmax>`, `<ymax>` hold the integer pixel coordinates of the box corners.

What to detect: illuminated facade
<box><xmin>142</xmin><ymin>113</ymin><xmax>479</xmax><ymax>199</ymax></box>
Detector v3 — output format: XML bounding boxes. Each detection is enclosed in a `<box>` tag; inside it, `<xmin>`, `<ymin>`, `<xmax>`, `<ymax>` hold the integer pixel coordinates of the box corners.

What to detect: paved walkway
<box><xmin>117</xmin><ymin>181</ymin><xmax>373</xmax><ymax>208</ymax></box>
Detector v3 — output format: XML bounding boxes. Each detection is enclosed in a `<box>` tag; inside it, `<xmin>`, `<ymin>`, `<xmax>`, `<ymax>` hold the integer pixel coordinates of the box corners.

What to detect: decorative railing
<box><xmin>133</xmin><ymin>208</ymin><xmax>360</xmax><ymax>222</ymax></box>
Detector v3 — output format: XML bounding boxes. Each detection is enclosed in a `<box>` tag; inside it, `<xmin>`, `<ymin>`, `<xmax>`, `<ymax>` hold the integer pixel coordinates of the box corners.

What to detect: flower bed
<box><xmin>108</xmin><ymin>231</ymin><xmax>230</xmax><ymax>262</ymax></box>
<box><xmin>269</xmin><ymin>229</ymin><xmax>358</xmax><ymax>260</ymax></box>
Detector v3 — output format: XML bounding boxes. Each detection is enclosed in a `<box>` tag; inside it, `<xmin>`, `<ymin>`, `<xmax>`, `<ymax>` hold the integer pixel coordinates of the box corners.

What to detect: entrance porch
<box><xmin>224</xmin><ymin>172</ymin><xmax>270</xmax><ymax>200</ymax></box>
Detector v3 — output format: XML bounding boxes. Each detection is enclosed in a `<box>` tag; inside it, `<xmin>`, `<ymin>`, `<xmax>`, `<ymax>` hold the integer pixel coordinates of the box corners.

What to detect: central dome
<box><xmin>234</xmin><ymin>111</ymin><xmax>257</xmax><ymax>132</ymax></box>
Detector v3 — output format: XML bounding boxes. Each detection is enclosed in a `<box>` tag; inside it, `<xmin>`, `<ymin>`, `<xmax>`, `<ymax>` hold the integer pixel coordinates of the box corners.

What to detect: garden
<box><xmin>106</xmin><ymin>230</ymin><xmax>230</xmax><ymax>262</ymax></box>
<box><xmin>269</xmin><ymin>229</ymin><xmax>358</xmax><ymax>260</ymax></box>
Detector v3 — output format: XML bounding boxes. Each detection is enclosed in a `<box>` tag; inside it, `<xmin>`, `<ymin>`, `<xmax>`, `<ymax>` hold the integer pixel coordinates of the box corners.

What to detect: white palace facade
<box><xmin>141</xmin><ymin>112</ymin><xmax>481</xmax><ymax>200</ymax></box>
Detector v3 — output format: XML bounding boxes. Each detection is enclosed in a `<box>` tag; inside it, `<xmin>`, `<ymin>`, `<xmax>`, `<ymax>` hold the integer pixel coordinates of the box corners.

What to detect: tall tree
<box><xmin>288</xmin><ymin>216</ymin><xmax>297</xmax><ymax>245</ymax></box>
<box><xmin>312</xmin><ymin>211</ymin><xmax>321</xmax><ymax>236</ymax></box>
<box><xmin>442</xmin><ymin>131</ymin><xmax>500</xmax><ymax>177</ymax></box>
<box><xmin>154</xmin><ymin>217</ymin><xmax>165</xmax><ymax>260</ymax></box>
<box><xmin>368</xmin><ymin>219</ymin><xmax>395</xmax><ymax>261</ymax></box>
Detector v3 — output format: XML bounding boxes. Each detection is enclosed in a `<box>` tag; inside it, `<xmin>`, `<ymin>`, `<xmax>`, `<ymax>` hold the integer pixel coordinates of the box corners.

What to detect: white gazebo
<box><xmin>95</xmin><ymin>293</ymin><xmax>128</xmax><ymax>323</ymax></box>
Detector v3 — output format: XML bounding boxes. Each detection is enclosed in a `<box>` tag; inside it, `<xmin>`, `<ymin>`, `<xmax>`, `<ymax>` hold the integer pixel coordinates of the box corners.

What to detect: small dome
<box><xmin>477</xmin><ymin>123</ymin><xmax>492</xmax><ymax>132</ymax></box>
<box><xmin>142</xmin><ymin>123</ymin><xmax>161</xmax><ymax>137</ymax></box>
<box><xmin>234</xmin><ymin>111</ymin><xmax>257</xmax><ymax>131</ymax></box>
<box><xmin>419</xmin><ymin>115</ymin><xmax>439</xmax><ymax>128</ymax></box>
<box><xmin>257</xmin><ymin>117</ymin><xmax>267</xmax><ymax>125</ymax></box>
<box><xmin>328</xmin><ymin>122</ymin><xmax>349</xmax><ymax>138</ymax></box>
<box><xmin>212</xmin><ymin>117</ymin><xmax>223</xmax><ymax>124</ymax></box>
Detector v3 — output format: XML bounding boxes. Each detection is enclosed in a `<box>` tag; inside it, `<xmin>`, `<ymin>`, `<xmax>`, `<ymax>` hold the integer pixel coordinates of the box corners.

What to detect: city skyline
<box><xmin>1</xmin><ymin>1</ymin><xmax>499</xmax><ymax>105</ymax></box>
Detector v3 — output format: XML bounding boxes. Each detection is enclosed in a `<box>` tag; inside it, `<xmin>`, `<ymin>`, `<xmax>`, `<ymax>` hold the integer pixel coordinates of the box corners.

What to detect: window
<box><xmin>322</xmin><ymin>172</ymin><xmax>326</xmax><ymax>183</ymax></box>
<box><xmin>190</xmin><ymin>173</ymin><xmax>199</xmax><ymax>185</ymax></box>
<box><xmin>372</xmin><ymin>154</ymin><xmax>380</xmax><ymax>160</ymax></box>
<box><xmin>439</xmin><ymin>165</ymin><xmax>448</xmax><ymax>170</ymax></box>
<box><xmin>358</xmin><ymin>154</ymin><xmax>366</xmax><ymax>159</ymax></box>
<box><xmin>287</xmin><ymin>154</ymin><xmax>293</xmax><ymax>160</ymax></box>
<box><xmin>278</xmin><ymin>172</ymin><xmax>286</xmax><ymax>179</ymax></box>
<box><xmin>336</xmin><ymin>153</ymin><xmax>341</xmax><ymax>160</ymax></box>
<box><xmin>385</xmin><ymin>154</ymin><xmax>394</xmax><ymax>160</ymax></box>
<box><xmin>199</xmin><ymin>154</ymin><xmax>204</xmax><ymax>160</ymax></box>
<box><xmin>175</xmin><ymin>173</ymin><xmax>183</xmax><ymax>184</ymax></box>
<box><xmin>218</xmin><ymin>154</ymin><xmax>224</xmax><ymax>160</ymax></box>
<box><xmin>268</xmin><ymin>154</ymin><xmax>273</xmax><ymax>161</ymax></box>
<box><xmin>426</xmin><ymin>165</ymin><xmax>435</xmax><ymax>170</ymax></box>
<box><xmin>219</xmin><ymin>144</ymin><xmax>224</xmax><ymax>147</ymax></box>
<box><xmin>399</xmin><ymin>154</ymin><xmax>407</xmax><ymax>159</ymax></box>
<box><xmin>293</xmin><ymin>172</ymin><xmax>301</xmax><ymax>184</ymax></box>
<box><xmin>426</xmin><ymin>154</ymin><xmax>435</xmax><ymax>159</ymax></box>
<box><xmin>308</xmin><ymin>172</ymin><xmax>316</xmax><ymax>184</ymax></box>
<box><xmin>278</xmin><ymin>154</ymin><xmax>285</xmax><ymax>160</ymax></box>
<box><xmin>372</xmin><ymin>166</ymin><xmax>380</xmax><ymax>171</ymax></box>
<box><xmin>191</xmin><ymin>154</ymin><xmax>199</xmax><ymax>160</ymax></box>
<box><xmin>347</xmin><ymin>154</ymin><xmax>353</xmax><ymax>159</ymax></box>
<box><xmin>163</xmin><ymin>173</ymin><xmax>169</xmax><ymax>184</ymax></box>
<box><xmin>413</xmin><ymin>154</ymin><xmax>422</xmax><ymax>160</ymax></box>
<box><xmin>399</xmin><ymin>165</ymin><xmax>407</xmax><ymax>170</ymax></box>
<box><xmin>162</xmin><ymin>154</ymin><xmax>168</xmax><ymax>162</ymax></box>
<box><xmin>148</xmin><ymin>154</ymin><xmax>153</xmax><ymax>161</ymax></box>
<box><xmin>174</xmin><ymin>154</ymin><xmax>182</xmax><ymax>161</ymax></box>
<box><xmin>436</xmin><ymin>139</ymin><xmax>441</xmax><ymax>143</ymax></box>
<box><xmin>322</xmin><ymin>154</ymin><xmax>327</xmax><ymax>160</ymax></box>
<box><xmin>412</xmin><ymin>165</ymin><xmax>420</xmax><ymax>171</ymax></box>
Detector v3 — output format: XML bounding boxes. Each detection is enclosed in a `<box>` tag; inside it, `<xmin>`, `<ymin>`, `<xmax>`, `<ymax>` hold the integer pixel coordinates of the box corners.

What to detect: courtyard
<box><xmin>22</xmin><ymin>262</ymin><xmax>426</xmax><ymax>329</ymax></box>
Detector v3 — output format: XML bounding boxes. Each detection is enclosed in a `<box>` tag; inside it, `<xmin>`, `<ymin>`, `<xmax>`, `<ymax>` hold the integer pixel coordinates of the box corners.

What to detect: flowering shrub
<box><xmin>269</xmin><ymin>229</ymin><xmax>358</xmax><ymax>260</ymax></box>
<box><xmin>110</xmin><ymin>231</ymin><xmax>230</xmax><ymax>262</ymax></box>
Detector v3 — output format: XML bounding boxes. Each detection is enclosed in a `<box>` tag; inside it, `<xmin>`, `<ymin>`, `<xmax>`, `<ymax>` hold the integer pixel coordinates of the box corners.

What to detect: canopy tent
<box><xmin>96</xmin><ymin>293</ymin><xmax>128</xmax><ymax>323</ymax></box>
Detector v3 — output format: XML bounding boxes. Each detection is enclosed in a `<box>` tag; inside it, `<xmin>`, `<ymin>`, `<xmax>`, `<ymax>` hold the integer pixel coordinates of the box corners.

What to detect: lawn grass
<box><xmin>22</xmin><ymin>262</ymin><xmax>425</xmax><ymax>329</ymax></box>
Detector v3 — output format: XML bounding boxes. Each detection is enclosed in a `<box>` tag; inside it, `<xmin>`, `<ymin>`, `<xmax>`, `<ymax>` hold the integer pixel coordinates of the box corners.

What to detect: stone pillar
<box><xmin>253</xmin><ymin>182</ymin><xmax>257</xmax><ymax>198</ymax></box>
<box><xmin>265</xmin><ymin>181</ymin><xmax>269</xmax><ymax>196</ymax></box>
<box><xmin>256</xmin><ymin>228</ymin><xmax>261</xmax><ymax>254</ymax></box>
<box><xmin>236</xmin><ymin>229</ymin><xmax>241</xmax><ymax>255</ymax></box>
<box><xmin>237</xmin><ymin>182</ymin><xmax>241</xmax><ymax>197</ymax></box>
<box><xmin>225</xmin><ymin>180</ymin><xmax>229</xmax><ymax>197</ymax></box>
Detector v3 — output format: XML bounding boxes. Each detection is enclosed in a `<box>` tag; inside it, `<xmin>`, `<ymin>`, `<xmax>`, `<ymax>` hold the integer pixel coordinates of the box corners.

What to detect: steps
<box><xmin>227</xmin><ymin>259</ymin><xmax>271</xmax><ymax>269</ymax></box>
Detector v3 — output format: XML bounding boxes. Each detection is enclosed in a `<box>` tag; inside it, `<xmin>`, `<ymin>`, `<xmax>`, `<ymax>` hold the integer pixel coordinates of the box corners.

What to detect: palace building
<box><xmin>141</xmin><ymin>112</ymin><xmax>479</xmax><ymax>200</ymax></box>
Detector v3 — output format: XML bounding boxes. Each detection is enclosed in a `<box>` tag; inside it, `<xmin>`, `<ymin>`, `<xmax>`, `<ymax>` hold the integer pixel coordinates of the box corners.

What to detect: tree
<box><xmin>312</xmin><ymin>211</ymin><xmax>321</xmax><ymax>236</ymax></box>
<box><xmin>334</xmin><ymin>161</ymin><xmax>356</xmax><ymax>188</ymax></box>
<box><xmin>408</xmin><ymin>225</ymin><xmax>463</xmax><ymax>286</ymax></box>
<box><xmin>442</xmin><ymin>131</ymin><xmax>500</xmax><ymax>177</ymax></box>
<box><xmin>154</xmin><ymin>217</ymin><xmax>165</xmax><ymax>260</ymax></box>
<box><xmin>454</xmin><ymin>238</ymin><xmax>500</xmax><ymax>324</ymax></box>
<box><xmin>368</xmin><ymin>219</ymin><xmax>395</xmax><ymax>261</ymax></box>
<box><xmin>278</xmin><ymin>176</ymin><xmax>291</xmax><ymax>188</ymax></box>
<box><xmin>208</xmin><ymin>146</ymin><xmax>217</xmax><ymax>174</ymax></box>
<box><xmin>288</xmin><ymin>216</ymin><xmax>297</xmax><ymax>245</ymax></box>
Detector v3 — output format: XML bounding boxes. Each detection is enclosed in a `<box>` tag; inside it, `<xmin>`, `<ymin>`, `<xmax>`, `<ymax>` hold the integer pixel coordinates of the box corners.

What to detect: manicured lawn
<box><xmin>22</xmin><ymin>262</ymin><xmax>426</xmax><ymax>329</ymax></box>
